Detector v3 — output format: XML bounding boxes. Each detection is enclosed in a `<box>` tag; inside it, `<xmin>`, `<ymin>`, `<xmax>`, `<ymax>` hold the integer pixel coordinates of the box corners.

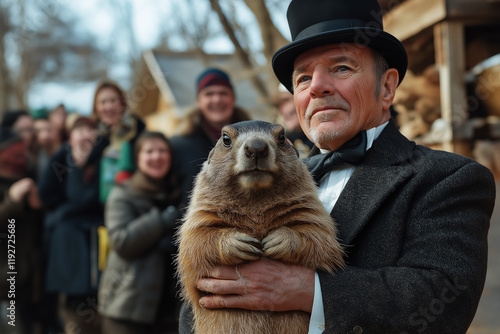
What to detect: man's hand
<box><xmin>197</xmin><ymin>257</ymin><xmax>315</xmax><ymax>313</ymax></box>
<box><xmin>9</xmin><ymin>178</ymin><xmax>34</xmax><ymax>203</ymax></box>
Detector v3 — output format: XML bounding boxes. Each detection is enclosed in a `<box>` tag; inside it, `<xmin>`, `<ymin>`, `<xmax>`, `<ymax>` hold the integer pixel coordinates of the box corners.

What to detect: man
<box><xmin>170</xmin><ymin>68</ymin><xmax>250</xmax><ymax>206</ymax></box>
<box><xmin>182</xmin><ymin>1</ymin><xmax>495</xmax><ymax>333</ymax></box>
<box><xmin>276</xmin><ymin>83</ymin><xmax>313</xmax><ymax>158</ymax></box>
<box><xmin>32</xmin><ymin>108</ymin><xmax>61</xmax><ymax>180</ymax></box>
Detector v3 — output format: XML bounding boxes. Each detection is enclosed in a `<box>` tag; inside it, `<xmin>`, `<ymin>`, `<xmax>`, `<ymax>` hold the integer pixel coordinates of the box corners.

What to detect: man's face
<box><xmin>34</xmin><ymin>119</ymin><xmax>55</xmax><ymax>148</ymax></box>
<box><xmin>13</xmin><ymin>115</ymin><xmax>35</xmax><ymax>147</ymax></box>
<box><xmin>197</xmin><ymin>85</ymin><xmax>235</xmax><ymax>128</ymax></box>
<box><xmin>278</xmin><ymin>92</ymin><xmax>301</xmax><ymax>132</ymax></box>
<box><xmin>0</xmin><ymin>142</ymin><xmax>27</xmax><ymax>179</ymax></box>
<box><xmin>292</xmin><ymin>43</ymin><xmax>392</xmax><ymax>151</ymax></box>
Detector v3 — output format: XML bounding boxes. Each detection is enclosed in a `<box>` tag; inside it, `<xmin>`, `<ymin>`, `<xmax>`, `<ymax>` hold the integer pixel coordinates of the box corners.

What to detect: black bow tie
<box><xmin>304</xmin><ymin>131</ymin><xmax>367</xmax><ymax>184</ymax></box>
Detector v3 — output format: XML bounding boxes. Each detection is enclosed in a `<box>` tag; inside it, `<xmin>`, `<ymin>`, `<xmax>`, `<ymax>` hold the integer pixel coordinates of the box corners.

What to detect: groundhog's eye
<box><xmin>222</xmin><ymin>132</ymin><xmax>232</xmax><ymax>147</ymax></box>
<box><xmin>278</xmin><ymin>132</ymin><xmax>286</xmax><ymax>146</ymax></box>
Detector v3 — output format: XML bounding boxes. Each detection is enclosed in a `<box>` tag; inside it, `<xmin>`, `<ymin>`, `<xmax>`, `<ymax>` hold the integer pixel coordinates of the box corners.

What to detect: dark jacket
<box><xmin>39</xmin><ymin>143</ymin><xmax>104</xmax><ymax>295</ymax></box>
<box><xmin>179</xmin><ymin>121</ymin><xmax>495</xmax><ymax>334</ymax></box>
<box><xmin>0</xmin><ymin>177</ymin><xmax>42</xmax><ymax>302</ymax></box>
<box><xmin>318</xmin><ymin>121</ymin><xmax>494</xmax><ymax>333</ymax></box>
<box><xmin>98</xmin><ymin>181</ymin><xmax>180</xmax><ymax>324</ymax></box>
<box><xmin>170</xmin><ymin>130</ymin><xmax>214</xmax><ymax>207</ymax></box>
<box><xmin>170</xmin><ymin>107</ymin><xmax>251</xmax><ymax>206</ymax></box>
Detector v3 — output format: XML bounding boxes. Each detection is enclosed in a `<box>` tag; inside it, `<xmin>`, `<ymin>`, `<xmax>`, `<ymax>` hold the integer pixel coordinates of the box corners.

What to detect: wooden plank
<box><xmin>142</xmin><ymin>50</ymin><xmax>177</xmax><ymax>113</ymax></box>
<box><xmin>434</xmin><ymin>21</ymin><xmax>470</xmax><ymax>154</ymax></box>
<box><xmin>383</xmin><ymin>0</ymin><xmax>446</xmax><ymax>42</ymax></box>
<box><xmin>446</xmin><ymin>0</ymin><xmax>500</xmax><ymax>22</ymax></box>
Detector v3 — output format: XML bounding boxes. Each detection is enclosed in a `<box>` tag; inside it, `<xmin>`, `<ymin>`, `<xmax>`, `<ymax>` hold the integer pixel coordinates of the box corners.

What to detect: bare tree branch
<box><xmin>242</xmin><ymin>0</ymin><xmax>288</xmax><ymax>60</ymax></box>
<box><xmin>107</xmin><ymin>0</ymin><xmax>142</xmax><ymax>83</ymax></box>
<box><xmin>209</xmin><ymin>0</ymin><xmax>271</xmax><ymax>105</ymax></box>
<box><xmin>15</xmin><ymin>0</ymin><xmax>30</xmax><ymax>109</ymax></box>
<box><xmin>241</xmin><ymin>0</ymin><xmax>289</xmax><ymax>101</ymax></box>
<box><xmin>0</xmin><ymin>4</ymin><xmax>12</xmax><ymax>113</ymax></box>
<box><xmin>168</xmin><ymin>0</ymin><xmax>212</xmax><ymax>62</ymax></box>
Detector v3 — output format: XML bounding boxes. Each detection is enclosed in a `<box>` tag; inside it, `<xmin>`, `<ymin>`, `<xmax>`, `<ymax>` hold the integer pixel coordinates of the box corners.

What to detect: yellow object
<box><xmin>98</xmin><ymin>226</ymin><xmax>110</xmax><ymax>271</ymax></box>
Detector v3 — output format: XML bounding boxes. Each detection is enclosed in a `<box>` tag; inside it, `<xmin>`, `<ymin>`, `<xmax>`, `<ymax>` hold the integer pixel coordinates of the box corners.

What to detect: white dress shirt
<box><xmin>308</xmin><ymin>122</ymin><xmax>388</xmax><ymax>333</ymax></box>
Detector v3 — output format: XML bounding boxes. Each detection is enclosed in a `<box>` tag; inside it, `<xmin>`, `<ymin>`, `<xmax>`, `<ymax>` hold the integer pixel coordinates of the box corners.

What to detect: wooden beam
<box><xmin>446</xmin><ymin>0</ymin><xmax>500</xmax><ymax>22</ymax></box>
<box><xmin>142</xmin><ymin>50</ymin><xmax>177</xmax><ymax>114</ymax></box>
<box><xmin>434</xmin><ymin>21</ymin><xmax>470</xmax><ymax>155</ymax></box>
<box><xmin>383</xmin><ymin>0</ymin><xmax>446</xmax><ymax>42</ymax></box>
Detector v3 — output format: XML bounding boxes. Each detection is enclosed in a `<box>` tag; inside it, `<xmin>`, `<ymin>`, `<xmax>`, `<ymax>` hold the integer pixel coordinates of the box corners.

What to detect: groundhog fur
<box><xmin>176</xmin><ymin>120</ymin><xmax>344</xmax><ymax>334</ymax></box>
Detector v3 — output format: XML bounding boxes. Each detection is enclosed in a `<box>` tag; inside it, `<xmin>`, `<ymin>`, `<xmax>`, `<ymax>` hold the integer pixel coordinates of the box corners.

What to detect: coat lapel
<box><xmin>328</xmin><ymin>121</ymin><xmax>415</xmax><ymax>245</ymax></box>
<box><xmin>332</xmin><ymin>164</ymin><xmax>413</xmax><ymax>245</ymax></box>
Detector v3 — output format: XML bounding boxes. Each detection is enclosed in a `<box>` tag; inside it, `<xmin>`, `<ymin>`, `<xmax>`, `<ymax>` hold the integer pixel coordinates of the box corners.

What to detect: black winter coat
<box><xmin>39</xmin><ymin>143</ymin><xmax>104</xmax><ymax>295</ymax></box>
<box><xmin>170</xmin><ymin>131</ymin><xmax>214</xmax><ymax>207</ymax></box>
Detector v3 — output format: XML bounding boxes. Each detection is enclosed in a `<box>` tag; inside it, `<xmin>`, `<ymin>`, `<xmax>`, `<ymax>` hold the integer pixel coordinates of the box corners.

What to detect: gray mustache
<box><xmin>305</xmin><ymin>97</ymin><xmax>350</xmax><ymax>120</ymax></box>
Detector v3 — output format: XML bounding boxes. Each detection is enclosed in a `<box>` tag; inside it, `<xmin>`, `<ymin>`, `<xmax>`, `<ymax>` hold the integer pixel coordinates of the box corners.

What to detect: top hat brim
<box><xmin>272</xmin><ymin>27</ymin><xmax>408</xmax><ymax>92</ymax></box>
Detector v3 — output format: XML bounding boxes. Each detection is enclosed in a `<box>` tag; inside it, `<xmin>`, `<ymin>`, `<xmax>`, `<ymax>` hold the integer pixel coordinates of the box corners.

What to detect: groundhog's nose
<box><xmin>245</xmin><ymin>139</ymin><xmax>268</xmax><ymax>160</ymax></box>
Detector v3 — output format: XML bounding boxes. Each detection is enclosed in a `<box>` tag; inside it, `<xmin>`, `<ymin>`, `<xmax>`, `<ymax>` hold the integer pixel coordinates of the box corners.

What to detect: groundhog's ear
<box><xmin>207</xmin><ymin>148</ymin><xmax>215</xmax><ymax>165</ymax></box>
<box><xmin>287</xmin><ymin>138</ymin><xmax>299</xmax><ymax>158</ymax></box>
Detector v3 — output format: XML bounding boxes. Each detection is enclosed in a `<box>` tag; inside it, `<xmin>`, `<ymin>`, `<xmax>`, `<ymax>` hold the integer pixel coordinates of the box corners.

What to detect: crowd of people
<box><xmin>0</xmin><ymin>68</ymin><xmax>275</xmax><ymax>334</ymax></box>
<box><xmin>0</xmin><ymin>0</ymin><xmax>496</xmax><ymax>333</ymax></box>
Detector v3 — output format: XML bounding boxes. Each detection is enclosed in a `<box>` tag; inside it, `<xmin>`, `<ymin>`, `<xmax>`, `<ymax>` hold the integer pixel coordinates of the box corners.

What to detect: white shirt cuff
<box><xmin>308</xmin><ymin>272</ymin><xmax>325</xmax><ymax>333</ymax></box>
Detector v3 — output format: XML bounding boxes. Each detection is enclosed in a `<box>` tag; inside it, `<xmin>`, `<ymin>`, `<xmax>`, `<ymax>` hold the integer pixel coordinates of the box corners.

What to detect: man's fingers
<box><xmin>199</xmin><ymin>294</ymin><xmax>275</xmax><ymax>311</ymax></box>
<box><xmin>198</xmin><ymin>294</ymin><xmax>246</xmax><ymax>309</ymax></box>
<box><xmin>197</xmin><ymin>277</ymin><xmax>246</xmax><ymax>295</ymax></box>
<box><xmin>199</xmin><ymin>294</ymin><xmax>233</xmax><ymax>309</ymax></box>
<box><xmin>207</xmin><ymin>265</ymin><xmax>240</xmax><ymax>279</ymax></box>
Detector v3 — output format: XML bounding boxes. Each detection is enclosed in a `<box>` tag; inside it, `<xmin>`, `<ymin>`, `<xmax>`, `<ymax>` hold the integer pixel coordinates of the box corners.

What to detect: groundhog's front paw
<box><xmin>219</xmin><ymin>231</ymin><xmax>262</xmax><ymax>265</ymax></box>
<box><xmin>262</xmin><ymin>227</ymin><xmax>300</xmax><ymax>261</ymax></box>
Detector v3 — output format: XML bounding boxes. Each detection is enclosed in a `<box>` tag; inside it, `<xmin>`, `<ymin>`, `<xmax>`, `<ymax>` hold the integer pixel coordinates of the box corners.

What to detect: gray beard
<box><xmin>305</xmin><ymin>96</ymin><xmax>351</xmax><ymax>146</ymax></box>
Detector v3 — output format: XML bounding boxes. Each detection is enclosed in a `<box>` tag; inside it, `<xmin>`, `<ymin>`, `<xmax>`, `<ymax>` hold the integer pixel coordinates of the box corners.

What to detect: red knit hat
<box><xmin>196</xmin><ymin>68</ymin><xmax>233</xmax><ymax>94</ymax></box>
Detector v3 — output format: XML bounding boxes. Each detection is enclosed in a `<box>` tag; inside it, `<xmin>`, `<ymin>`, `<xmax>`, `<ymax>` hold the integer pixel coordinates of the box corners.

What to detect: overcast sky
<box><xmin>29</xmin><ymin>0</ymin><xmax>169</xmax><ymax>114</ymax></box>
<box><xmin>27</xmin><ymin>0</ymin><xmax>290</xmax><ymax>114</ymax></box>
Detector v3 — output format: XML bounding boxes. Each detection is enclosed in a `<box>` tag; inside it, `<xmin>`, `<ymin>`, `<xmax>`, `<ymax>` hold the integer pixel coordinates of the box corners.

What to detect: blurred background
<box><xmin>0</xmin><ymin>0</ymin><xmax>289</xmax><ymax>117</ymax></box>
<box><xmin>1</xmin><ymin>0</ymin><xmax>500</xmax><ymax>333</ymax></box>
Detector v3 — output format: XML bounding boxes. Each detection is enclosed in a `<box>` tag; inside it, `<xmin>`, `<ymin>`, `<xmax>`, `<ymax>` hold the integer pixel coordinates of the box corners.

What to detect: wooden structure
<box><xmin>384</xmin><ymin>0</ymin><xmax>500</xmax><ymax>157</ymax></box>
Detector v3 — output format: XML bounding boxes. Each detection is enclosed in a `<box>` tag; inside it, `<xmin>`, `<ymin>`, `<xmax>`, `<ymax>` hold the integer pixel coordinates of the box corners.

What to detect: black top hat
<box><xmin>272</xmin><ymin>0</ymin><xmax>408</xmax><ymax>92</ymax></box>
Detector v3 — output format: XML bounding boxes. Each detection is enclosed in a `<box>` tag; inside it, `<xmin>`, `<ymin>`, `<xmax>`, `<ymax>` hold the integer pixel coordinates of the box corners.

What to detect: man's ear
<box><xmin>380</xmin><ymin>68</ymin><xmax>399</xmax><ymax>111</ymax></box>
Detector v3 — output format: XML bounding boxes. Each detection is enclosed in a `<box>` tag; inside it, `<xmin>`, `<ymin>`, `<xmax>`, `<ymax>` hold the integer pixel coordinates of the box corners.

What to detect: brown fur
<box><xmin>176</xmin><ymin>121</ymin><xmax>344</xmax><ymax>334</ymax></box>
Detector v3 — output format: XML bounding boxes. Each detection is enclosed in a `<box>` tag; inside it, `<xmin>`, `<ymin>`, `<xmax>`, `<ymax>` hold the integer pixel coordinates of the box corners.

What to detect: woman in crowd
<box><xmin>39</xmin><ymin>116</ymin><xmax>103</xmax><ymax>334</ymax></box>
<box><xmin>98</xmin><ymin>131</ymin><xmax>181</xmax><ymax>334</ymax></box>
<box><xmin>89</xmin><ymin>81</ymin><xmax>145</xmax><ymax>202</ymax></box>
<box><xmin>49</xmin><ymin>103</ymin><xmax>68</xmax><ymax>144</ymax></box>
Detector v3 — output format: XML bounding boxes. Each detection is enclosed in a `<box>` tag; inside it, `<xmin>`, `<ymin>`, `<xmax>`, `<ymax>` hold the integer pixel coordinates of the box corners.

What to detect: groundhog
<box><xmin>176</xmin><ymin>120</ymin><xmax>344</xmax><ymax>334</ymax></box>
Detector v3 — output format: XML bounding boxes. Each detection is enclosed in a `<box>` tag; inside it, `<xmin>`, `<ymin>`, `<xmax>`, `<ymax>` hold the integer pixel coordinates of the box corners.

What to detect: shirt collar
<box><xmin>319</xmin><ymin>121</ymin><xmax>389</xmax><ymax>154</ymax></box>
